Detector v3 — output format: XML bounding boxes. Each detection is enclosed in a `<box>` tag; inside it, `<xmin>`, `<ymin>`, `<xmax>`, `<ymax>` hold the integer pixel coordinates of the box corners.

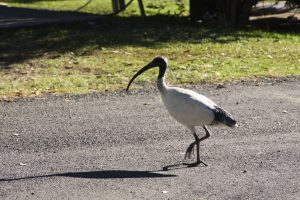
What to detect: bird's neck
<box><xmin>157</xmin><ymin>78</ymin><xmax>168</xmax><ymax>94</ymax></box>
<box><xmin>158</xmin><ymin>63</ymin><xmax>167</xmax><ymax>79</ymax></box>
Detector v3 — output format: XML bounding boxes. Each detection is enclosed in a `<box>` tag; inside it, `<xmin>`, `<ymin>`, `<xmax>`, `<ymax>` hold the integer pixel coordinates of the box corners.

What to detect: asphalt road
<box><xmin>0</xmin><ymin>5</ymin><xmax>102</xmax><ymax>29</ymax></box>
<box><xmin>0</xmin><ymin>77</ymin><xmax>299</xmax><ymax>199</ymax></box>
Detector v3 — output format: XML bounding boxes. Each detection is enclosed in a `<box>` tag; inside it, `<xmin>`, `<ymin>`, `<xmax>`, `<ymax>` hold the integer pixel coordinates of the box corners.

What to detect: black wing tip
<box><xmin>227</xmin><ymin>120</ymin><xmax>237</xmax><ymax>127</ymax></box>
<box><xmin>212</xmin><ymin>106</ymin><xmax>237</xmax><ymax>127</ymax></box>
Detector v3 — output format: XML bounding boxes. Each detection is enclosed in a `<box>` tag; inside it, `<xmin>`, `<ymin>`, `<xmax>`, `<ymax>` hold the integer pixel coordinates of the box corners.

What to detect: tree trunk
<box><xmin>190</xmin><ymin>0</ymin><xmax>258</xmax><ymax>27</ymax></box>
<box><xmin>190</xmin><ymin>0</ymin><xmax>210</xmax><ymax>21</ymax></box>
<box><xmin>119</xmin><ymin>0</ymin><xmax>125</xmax><ymax>10</ymax></box>
<box><xmin>112</xmin><ymin>0</ymin><xmax>126</xmax><ymax>12</ymax></box>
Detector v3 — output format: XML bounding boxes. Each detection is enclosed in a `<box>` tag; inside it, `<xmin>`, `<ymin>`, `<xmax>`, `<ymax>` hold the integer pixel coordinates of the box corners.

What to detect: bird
<box><xmin>126</xmin><ymin>56</ymin><xmax>237</xmax><ymax>168</ymax></box>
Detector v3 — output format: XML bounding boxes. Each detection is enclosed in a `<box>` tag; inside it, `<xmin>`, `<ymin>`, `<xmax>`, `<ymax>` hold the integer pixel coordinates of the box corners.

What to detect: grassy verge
<box><xmin>0</xmin><ymin>2</ymin><xmax>299</xmax><ymax>98</ymax></box>
<box><xmin>1</xmin><ymin>0</ymin><xmax>189</xmax><ymax>16</ymax></box>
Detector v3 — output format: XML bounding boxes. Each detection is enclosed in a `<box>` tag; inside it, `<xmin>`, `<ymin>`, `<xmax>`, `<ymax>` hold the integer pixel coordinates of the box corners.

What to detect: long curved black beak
<box><xmin>126</xmin><ymin>61</ymin><xmax>157</xmax><ymax>91</ymax></box>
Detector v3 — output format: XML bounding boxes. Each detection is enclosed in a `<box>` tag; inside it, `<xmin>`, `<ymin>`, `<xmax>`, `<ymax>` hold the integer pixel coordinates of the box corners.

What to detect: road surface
<box><xmin>0</xmin><ymin>77</ymin><xmax>299</xmax><ymax>199</ymax></box>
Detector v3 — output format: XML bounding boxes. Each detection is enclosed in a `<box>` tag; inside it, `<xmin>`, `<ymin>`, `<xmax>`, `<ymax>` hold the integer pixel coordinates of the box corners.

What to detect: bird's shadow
<box><xmin>0</xmin><ymin>170</ymin><xmax>176</xmax><ymax>182</ymax></box>
<box><xmin>160</xmin><ymin>161</ymin><xmax>208</xmax><ymax>171</ymax></box>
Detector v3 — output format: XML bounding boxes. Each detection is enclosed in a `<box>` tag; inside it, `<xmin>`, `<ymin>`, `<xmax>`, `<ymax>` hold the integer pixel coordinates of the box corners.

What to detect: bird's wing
<box><xmin>212</xmin><ymin>106</ymin><xmax>237</xmax><ymax>127</ymax></box>
<box><xmin>171</xmin><ymin>87</ymin><xmax>217</xmax><ymax>108</ymax></box>
<box><xmin>162</xmin><ymin>87</ymin><xmax>216</xmax><ymax>127</ymax></box>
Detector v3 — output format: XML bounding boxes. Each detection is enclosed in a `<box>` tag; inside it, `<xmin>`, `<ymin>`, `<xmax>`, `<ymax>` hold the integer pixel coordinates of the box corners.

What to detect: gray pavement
<box><xmin>0</xmin><ymin>5</ymin><xmax>102</xmax><ymax>29</ymax></box>
<box><xmin>0</xmin><ymin>1</ymin><xmax>296</xmax><ymax>29</ymax></box>
<box><xmin>0</xmin><ymin>78</ymin><xmax>299</xmax><ymax>199</ymax></box>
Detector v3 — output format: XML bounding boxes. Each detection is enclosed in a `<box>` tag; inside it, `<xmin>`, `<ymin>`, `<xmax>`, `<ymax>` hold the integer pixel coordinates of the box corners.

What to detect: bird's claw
<box><xmin>182</xmin><ymin>160</ymin><xmax>208</xmax><ymax>167</ymax></box>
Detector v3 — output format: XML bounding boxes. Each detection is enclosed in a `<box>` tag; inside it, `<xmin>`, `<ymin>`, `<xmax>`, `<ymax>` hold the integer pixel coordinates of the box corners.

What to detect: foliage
<box><xmin>175</xmin><ymin>0</ymin><xmax>185</xmax><ymax>15</ymax></box>
<box><xmin>285</xmin><ymin>0</ymin><xmax>300</xmax><ymax>8</ymax></box>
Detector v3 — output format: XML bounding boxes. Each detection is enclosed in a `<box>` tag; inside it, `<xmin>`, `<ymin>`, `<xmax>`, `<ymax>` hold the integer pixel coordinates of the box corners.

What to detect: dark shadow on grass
<box><xmin>0</xmin><ymin>8</ymin><xmax>274</xmax><ymax>68</ymax></box>
<box><xmin>0</xmin><ymin>4</ymin><xmax>99</xmax><ymax>20</ymax></box>
<box><xmin>0</xmin><ymin>170</ymin><xmax>176</xmax><ymax>182</ymax></box>
<box><xmin>0</xmin><ymin>6</ymin><xmax>299</xmax><ymax>68</ymax></box>
<box><xmin>250</xmin><ymin>17</ymin><xmax>300</xmax><ymax>32</ymax></box>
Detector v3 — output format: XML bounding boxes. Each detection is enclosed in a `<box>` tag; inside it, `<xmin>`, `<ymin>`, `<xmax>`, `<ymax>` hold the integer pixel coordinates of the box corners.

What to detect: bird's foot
<box><xmin>162</xmin><ymin>162</ymin><xmax>182</xmax><ymax>171</ymax></box>
<box><xmin>162</xmin><ymin>161</ymin><xmax>206</xmax><ymax>171</ymax></box>
<box><xmin>182</xmin><ymin>160</ymin><xmax>208</xmax><ymax>167</ymax></box>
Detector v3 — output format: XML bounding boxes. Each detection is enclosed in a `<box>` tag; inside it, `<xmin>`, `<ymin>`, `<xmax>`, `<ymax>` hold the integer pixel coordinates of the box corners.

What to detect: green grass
<box><xmin>0</xmin><ymin>1</ymin><xmax>299</xmax><ymax>98</ymax></box>
<box><xmin>2</xmin><ymin>0</ymin><xmax>189</xmax><ymax>16</ymax></box>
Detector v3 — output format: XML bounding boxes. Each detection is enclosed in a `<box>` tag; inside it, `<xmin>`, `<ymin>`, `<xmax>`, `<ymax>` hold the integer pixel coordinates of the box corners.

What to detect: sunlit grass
<box><xmin>2</xmin><ymin>0</ymin><xmax>190</xmax><ymax>16</ymax></box>
<box><xmin>0</xmin><ymin>1</ymin><xmax>299</xmax><ymax>98</ymax></box>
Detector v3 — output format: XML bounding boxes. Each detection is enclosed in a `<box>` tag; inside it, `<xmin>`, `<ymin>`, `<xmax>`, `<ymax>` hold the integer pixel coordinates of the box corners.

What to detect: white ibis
<box><xmin>126</xmin><ymin>56</ymin><xmax>237</xmax><ymax>168</ymax></box>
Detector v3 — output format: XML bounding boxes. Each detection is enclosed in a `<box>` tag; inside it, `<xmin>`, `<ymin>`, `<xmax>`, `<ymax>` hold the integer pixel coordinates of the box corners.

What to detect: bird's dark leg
<box><xmin>183</xmin><ymin>126</ymin><xmax>211</xmax><ymax>167</ymax></box>
<box><xmin>184</xmin><ymin>133</ymin><xmax>199</xmax><ymax>159</ymax></box>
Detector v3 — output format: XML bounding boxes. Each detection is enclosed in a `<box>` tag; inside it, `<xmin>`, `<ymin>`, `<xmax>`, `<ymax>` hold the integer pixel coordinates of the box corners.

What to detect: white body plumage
<box><xmin>157</xmin><ymin>78</ymin><xmax>216</xmax><ymax>132</ymax></box>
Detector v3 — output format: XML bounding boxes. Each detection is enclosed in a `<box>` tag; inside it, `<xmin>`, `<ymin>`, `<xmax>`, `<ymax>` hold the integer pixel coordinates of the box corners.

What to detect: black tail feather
<box><xmin>212</xmin><ymin>106</ymin><xmax>236</xmax><ymax>127</ymax></box>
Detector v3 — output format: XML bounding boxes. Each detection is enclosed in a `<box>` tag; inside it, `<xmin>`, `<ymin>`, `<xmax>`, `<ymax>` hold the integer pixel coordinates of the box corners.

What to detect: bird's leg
<box><xmin>183</xmin><ymin>126</ymin><xmax>211</xmax><ymax>167</ymax></box>
<box><xmin>184</xmin><ymin>133</ymin><xmax>199</xmax><ymax>159</ymax></box>
<box><xmin>196</xmin><ymin>126</ymin><xmax>211</xmax><ymax>166</ymax></box>
<box><xmin>183</xmin><ymin>133</ymin><xmax>202</xmax><ymax>167</ymax></box>
<box><xmin>162</xmin><ymin>127</ymin><xmax>211</xmax><ymax>171</ymax></box>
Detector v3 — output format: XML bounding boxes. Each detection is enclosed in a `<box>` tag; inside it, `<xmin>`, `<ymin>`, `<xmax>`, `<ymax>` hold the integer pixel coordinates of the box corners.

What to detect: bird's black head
<box><xmin>126</xmin><ymin>56</ymin><xmax>168</xmax><ymax>91</ymax></box>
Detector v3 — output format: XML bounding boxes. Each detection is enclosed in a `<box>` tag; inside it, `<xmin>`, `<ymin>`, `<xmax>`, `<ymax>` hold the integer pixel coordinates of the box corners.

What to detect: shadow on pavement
<box><xmin>0</xmin><ymin>170</ymin><xmax>176</xmax><ymax>182</ymax></box>
<box><xmin>0</xmin><ymin>5</ymin><xmax>102</xmax><ymax>29</ymax></box>
<box><xmin>250</xmin><ymin>17</ymin><xmax>300</xmax><ymax>31</ymax></box>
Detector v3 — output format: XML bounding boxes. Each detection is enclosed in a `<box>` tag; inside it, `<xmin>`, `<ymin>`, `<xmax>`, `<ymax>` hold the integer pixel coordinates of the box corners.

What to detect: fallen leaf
<box><xmin>65</xmin><ymin>66</ymin><xmax>73</xmax><ymax>70</ymax></box>
<box><xmin>82</xmin><ymin>68</ymin><xmax>92</xmax><ymax>73</ymax></box>
<box><xmin>2</xmin><ymin>96</ymin><xmax>13</xmax><ymax>102</ymax></box>
<box><xmin>124</xmin><ymin>63</ymin><xmax>133</xmax><ymax>66</ymax></box>
<box><xmin>216</xmin><ymin>84</ymin><xmax>226</xmax><ymax>89</ymax></box>
<box><xmin>15</xmin><ymin>91</ymin><xmax>23</xmax><ymax>96</ymax></box>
